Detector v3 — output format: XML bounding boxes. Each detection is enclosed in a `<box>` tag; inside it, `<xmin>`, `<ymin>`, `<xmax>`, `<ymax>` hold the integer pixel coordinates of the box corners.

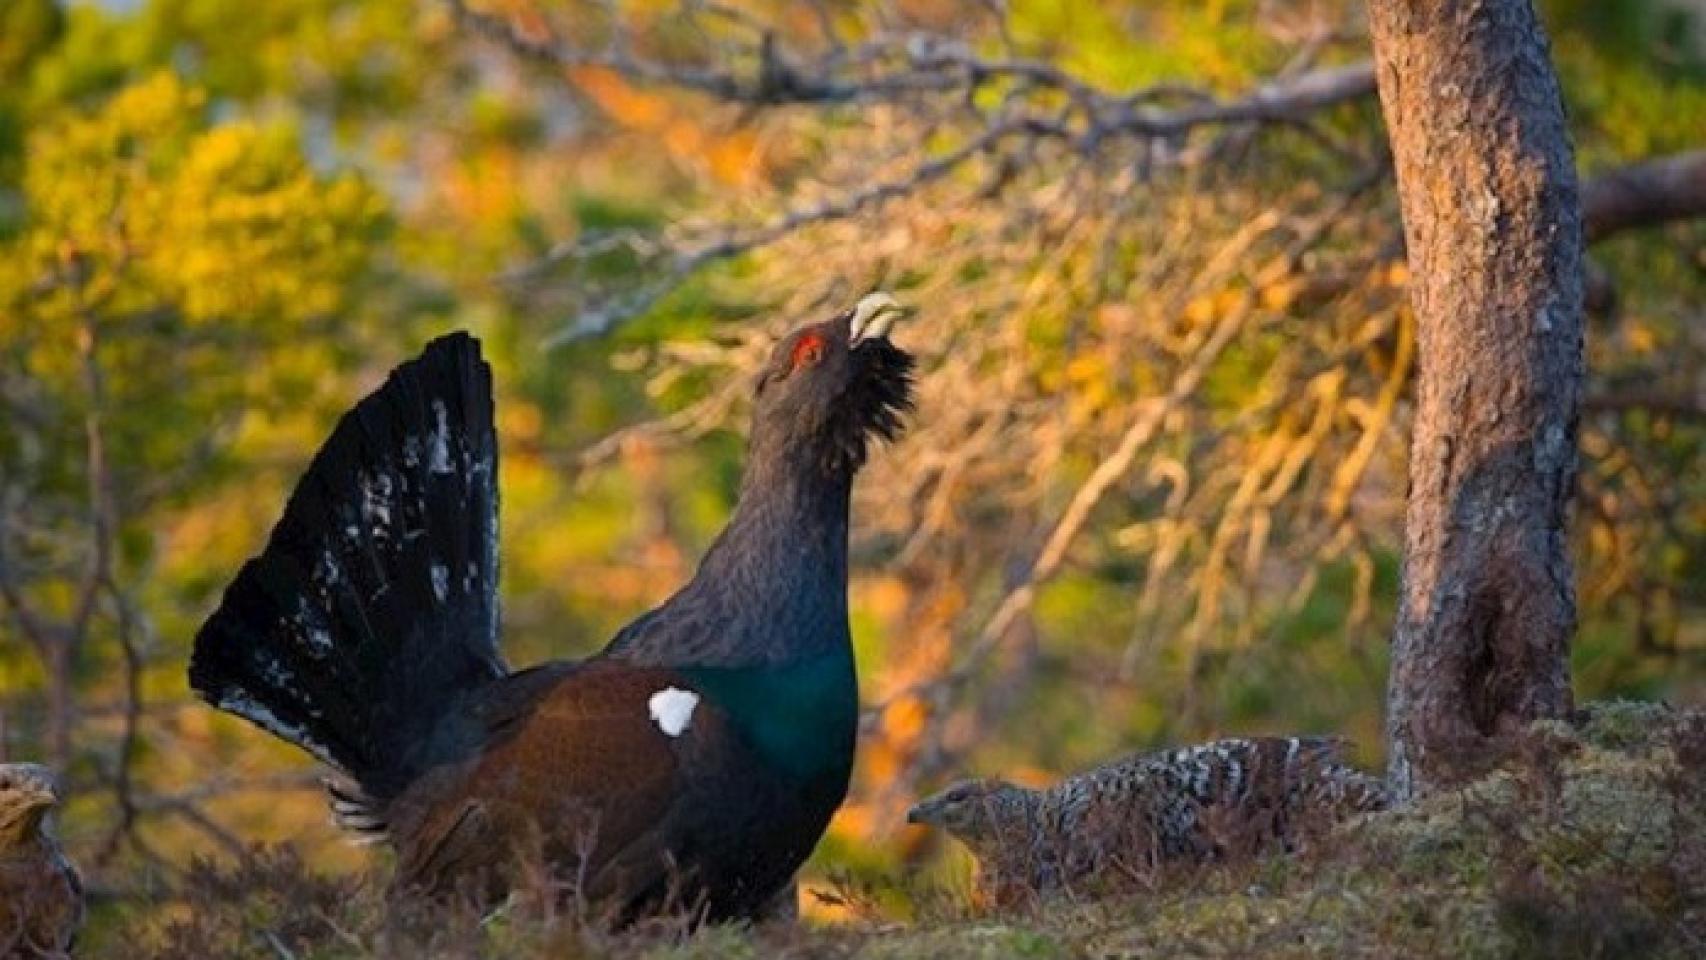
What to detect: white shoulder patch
<box><xmin>647</xmin><ymin>687</ymin><xmax>700</xmax><ymax>738</ymax></box>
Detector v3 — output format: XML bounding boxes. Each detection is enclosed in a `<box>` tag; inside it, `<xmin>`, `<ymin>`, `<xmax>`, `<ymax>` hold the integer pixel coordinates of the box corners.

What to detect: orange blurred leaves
<box><xmin>571</xmin><ymin>66</ymin><xmax>765</xmax><ymax>186</ymax></box>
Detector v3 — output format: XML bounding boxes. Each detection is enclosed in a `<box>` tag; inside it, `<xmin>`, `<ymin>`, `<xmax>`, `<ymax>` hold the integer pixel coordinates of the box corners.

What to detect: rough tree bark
<box><xmin>1367</xmin><ymin>0</ymin><xmax>1583</xmax><ymax>801</ymax></box>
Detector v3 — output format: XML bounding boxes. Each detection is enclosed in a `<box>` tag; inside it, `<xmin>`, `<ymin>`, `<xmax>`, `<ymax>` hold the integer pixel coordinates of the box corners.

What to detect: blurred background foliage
<box><xmin>0</xmin><ymin>0</ymin><xmax>1701</xmax><ymax>936</ymax></box>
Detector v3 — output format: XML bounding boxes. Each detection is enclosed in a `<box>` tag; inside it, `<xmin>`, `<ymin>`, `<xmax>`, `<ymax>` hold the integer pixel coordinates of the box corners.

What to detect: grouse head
<box><xmin>907</xmin><ymin>777</ymin><xmax>1039</xmax><ymax>849</ymax></box>
<box><xmin>748</xmin><ymin>292</ymin><xmax>915</xmax><ymax>477</ymax></box>
<box><xmin>0</xmin><ymin>763</ymin><xmax>62</xmax><ymax>844</ymax></box>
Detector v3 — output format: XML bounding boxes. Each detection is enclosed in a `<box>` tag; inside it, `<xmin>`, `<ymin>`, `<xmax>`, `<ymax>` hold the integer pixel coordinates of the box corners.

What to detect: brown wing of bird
<box><xmin>0</xmin><ymin>841</ymin><xmax>82</xmax><ymax>957</ymax></box>
<box><xmin>383</xmin><ymin>660</ymin><xmax>760</xmax><ymax>920</ymax></box>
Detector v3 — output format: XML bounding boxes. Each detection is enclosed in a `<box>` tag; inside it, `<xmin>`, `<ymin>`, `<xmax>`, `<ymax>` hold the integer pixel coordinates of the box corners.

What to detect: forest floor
<box><xmin>103</xmin><ymin>700</ymin><xmax>1705</xmax><ymax>959</ymax></box>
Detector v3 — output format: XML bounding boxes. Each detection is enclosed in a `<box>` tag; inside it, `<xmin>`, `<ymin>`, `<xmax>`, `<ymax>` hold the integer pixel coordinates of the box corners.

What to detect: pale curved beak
<box><xmin>849</xmin><ymin>292</ymin><xmax>912</xmax><ymax>345</ymax></box>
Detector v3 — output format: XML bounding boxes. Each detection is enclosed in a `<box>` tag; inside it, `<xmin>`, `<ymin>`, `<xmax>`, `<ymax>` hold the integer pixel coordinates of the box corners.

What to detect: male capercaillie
<box><xmin>190</xmin><ymin>295</ymin><xmax>912</xmax><ymax>922</ymax></box>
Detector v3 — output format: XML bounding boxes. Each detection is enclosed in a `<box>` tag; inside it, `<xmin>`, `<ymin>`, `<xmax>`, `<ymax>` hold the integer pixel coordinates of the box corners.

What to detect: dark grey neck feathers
<box><xmin>605</xmin><ymin>436</ymin><xmax>855</xmax><ymax>667</ymax></box>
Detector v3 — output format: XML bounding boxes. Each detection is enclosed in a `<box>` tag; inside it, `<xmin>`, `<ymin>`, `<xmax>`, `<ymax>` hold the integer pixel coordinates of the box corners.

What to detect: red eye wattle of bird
<box><xmin>791</xmin><ymin>333</ymin><xmax>826</xmax><ymax>371</ymax></box>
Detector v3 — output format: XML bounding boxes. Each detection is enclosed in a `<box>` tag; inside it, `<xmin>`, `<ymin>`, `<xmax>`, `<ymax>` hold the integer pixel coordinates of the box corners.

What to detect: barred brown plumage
<box><xmin>907</xmin><ymin>737</ymin><xmax>1387</xmax><ymax>906</ymax></box>
<box><xmin>0</xmin><ymin>764</ymin><xmax>81</xmax><ymax>958</ymax></box>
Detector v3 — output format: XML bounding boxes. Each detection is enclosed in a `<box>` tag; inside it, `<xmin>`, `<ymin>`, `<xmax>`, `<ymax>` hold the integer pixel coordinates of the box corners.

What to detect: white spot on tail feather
<box><xmin>431</xmin><ymin>563</ymin><xmax>449</xmax><ymax>603</ymax></box>
<box><xmin>217</xmin><ymin>689</ymin><xmax>333</xmax><ymax>766</ymax></box>
<box><xmin>429</xmin><ymin>400</ymin><xmax>453</xmax><ymax>474</ymax></box>
<box><xmin>316</xmin><ymin>550</ymin><xmax>342</xmax><ymax>587</ymax></box>
<box><xmin>330</xmin><ymin>796</ymin><xmax>366</xmax><ymax>816</ymax></box>
<box><xmin>260</xmin><ymin>656</ymin><xmax>296</xmax><ymax>690</ymax></box>
<box><xmin>331</xmin><ymin>809</ymin><xmax>386</xmax><ymax>830</ymax></box>
<box><xmin>648</xmin><ymin>687</ymin><xmax>699</xmax><ymax>737</ymax></box>
<box><xmin>362</xmin><ymin>472</ymin><xmax>393</xmax><ymax>527</ymax></box>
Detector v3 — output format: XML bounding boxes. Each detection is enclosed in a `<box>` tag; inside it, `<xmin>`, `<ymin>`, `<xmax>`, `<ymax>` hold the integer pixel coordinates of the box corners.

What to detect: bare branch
<box><xmin>449</xmin><ymin>0</ymin><xmax>960</xmax><ymax>104</ymax></box>
<box><xmin>457</xmin><ymin>1</ymin><xmax>1385</xmax><ymax>340</ymax></box>
<box><xmin>1582</xmin><ymin>149</ymin><xmax>1706</xmax><ymax>243</ymax></box>
<box><xmin>933</xmin><ymin>300</ymin><xmax>1250</xmax><ymax>704</ymax></box>
<box><xmin>0</xmin><ymin>512</ymin><xmax>54</xmax><ymax>658</ymax></box>
<box><xmin>1584</xmin><ymin>390</ymin><xmax>1706</xmax><ymax>422</ymax></box>
<box><xmin>454</xmin><ymin>0</ymin><xmax>1374</xmax><ymax>124</ymax></box>
<box><xmin>125</xmin><ymin>772</ymin><xmax>326</xmax><ymax>811</ymax></box>
<box><xmin>537</xmin><ymin>119</ymin><xmax>1028</xmax><ymax>342</ymax></box>
<box><xmin>1103</xmin><ymin>61</ymin><xmax>1375</xmax><ymax>137</ymax></box>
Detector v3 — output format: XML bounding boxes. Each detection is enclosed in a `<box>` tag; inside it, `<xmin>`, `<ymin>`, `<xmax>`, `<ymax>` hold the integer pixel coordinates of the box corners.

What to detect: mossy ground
<box><xmin>101</xmin><ymin>701</ymin><xmax>1704</xmax><ymax>959</ymax></box>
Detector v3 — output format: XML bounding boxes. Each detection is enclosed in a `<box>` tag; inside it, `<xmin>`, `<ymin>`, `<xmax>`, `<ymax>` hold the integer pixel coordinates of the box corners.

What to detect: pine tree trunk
<box><xmin>1366</xmin><ymin>0</ymin><xmax>1583</xmax><ymax>801</ymax></box>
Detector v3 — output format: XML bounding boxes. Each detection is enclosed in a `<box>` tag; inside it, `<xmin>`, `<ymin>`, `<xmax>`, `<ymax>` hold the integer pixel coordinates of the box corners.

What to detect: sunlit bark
<box><xmin>1368</xmin><ymin>0</ymin><xmax>1583</xmax><ymax>800</ymax></box>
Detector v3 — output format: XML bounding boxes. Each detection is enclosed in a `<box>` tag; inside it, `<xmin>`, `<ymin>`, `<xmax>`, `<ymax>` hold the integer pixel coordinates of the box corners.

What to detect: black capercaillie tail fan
<box><xmin>189</xmin><ymin>295</ymin><xmax>913</xmax><ymax>922</ymax></box>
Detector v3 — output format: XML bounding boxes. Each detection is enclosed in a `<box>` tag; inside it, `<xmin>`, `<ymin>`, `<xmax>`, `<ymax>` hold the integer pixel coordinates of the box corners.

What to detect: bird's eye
<box><xmin>790</xmin><ymin>333</ymin><xmax>826</xmax><ymax>372</ymax></box>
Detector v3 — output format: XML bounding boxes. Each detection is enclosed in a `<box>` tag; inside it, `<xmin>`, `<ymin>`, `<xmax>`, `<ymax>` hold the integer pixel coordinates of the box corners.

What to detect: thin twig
<box><xmin>459</xmin><ymin>0</ymin><xmax>1381</xmax><ymax>338</ymax></box>
<box><xmin>939</xmin><ymin>302</ymin><xmax>1251</xmax><ymax>701</ymax></box>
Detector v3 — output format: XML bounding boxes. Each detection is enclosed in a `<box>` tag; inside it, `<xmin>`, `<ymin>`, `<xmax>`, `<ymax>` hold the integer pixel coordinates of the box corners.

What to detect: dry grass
<box><xmin>90</xmin><ymin>700</ymin><xmax>1705</xmax><ymax>959</ymax></box>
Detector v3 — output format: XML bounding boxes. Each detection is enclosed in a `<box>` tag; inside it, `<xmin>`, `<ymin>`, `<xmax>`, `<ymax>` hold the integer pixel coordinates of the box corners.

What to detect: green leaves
<box><xmin>19</xmin><ymin>72</ymin><xmax>384</xmax><ymax>330</ymax></box>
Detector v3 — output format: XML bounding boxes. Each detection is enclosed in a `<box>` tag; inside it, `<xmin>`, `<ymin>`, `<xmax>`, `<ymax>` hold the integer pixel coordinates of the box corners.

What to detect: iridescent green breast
<box><xmin>681</xmin><ymin>651</ymin><xmax>858</xmax><ymax>785</ymax></box>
